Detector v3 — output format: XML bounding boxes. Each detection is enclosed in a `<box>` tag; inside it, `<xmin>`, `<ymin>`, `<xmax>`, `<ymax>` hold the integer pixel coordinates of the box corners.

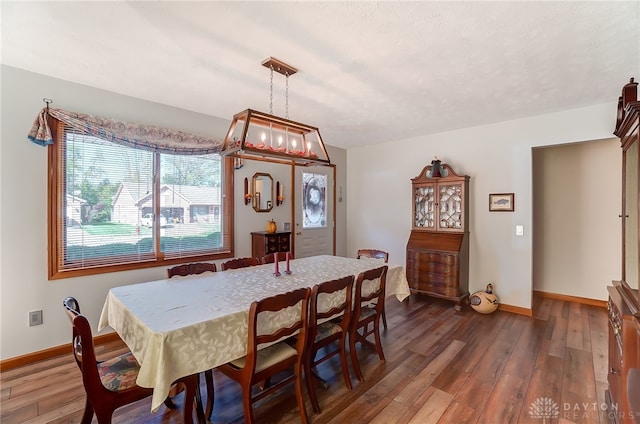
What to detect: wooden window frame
<box><xmin>47</xmin><ymin>120</ymin><xmax>234</xmax><ymax>279</ymax></box>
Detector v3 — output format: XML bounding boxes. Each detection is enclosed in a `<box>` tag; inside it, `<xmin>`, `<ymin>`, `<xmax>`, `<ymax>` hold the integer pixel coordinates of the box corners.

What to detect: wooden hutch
<box><xmin>406</xmin><ymin>161</ymin><xmax>470</xmax><ymax>311</ymax></box>
<box><xmin>607</xmin><ymin>77</ymin><xmax>640</xmax><ymax>424</ymax></box>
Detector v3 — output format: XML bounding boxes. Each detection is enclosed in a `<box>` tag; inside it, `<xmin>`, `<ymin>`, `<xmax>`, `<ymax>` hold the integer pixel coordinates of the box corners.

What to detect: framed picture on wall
<box><xmin>489</xmin><ymin>193</ymin><xmax>515</xmax><ymax>212</ymax></box>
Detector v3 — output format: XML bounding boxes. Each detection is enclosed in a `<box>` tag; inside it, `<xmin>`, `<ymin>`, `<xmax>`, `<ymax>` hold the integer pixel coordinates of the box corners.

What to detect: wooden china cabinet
<box><xmin>607</xmin><ymin>78</ymin><xmax>640</xmax><ymax>424</ymax></box>
<box><xmin>406</xmin><ymin>161</ymin><xmax>470</xmax><ymax>311</ymax></box>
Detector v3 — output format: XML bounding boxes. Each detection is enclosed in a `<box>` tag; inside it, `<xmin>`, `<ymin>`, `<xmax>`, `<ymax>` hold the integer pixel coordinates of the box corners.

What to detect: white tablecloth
<box><xmin>98</xmin><ymin>255</ymin><xmax>409</xmax><ymax>411</ymax></box>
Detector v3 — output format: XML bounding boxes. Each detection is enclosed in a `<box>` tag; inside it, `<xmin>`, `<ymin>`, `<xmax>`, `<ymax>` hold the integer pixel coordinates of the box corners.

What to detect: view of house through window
<box><xmin>158</xmin><ymin>152</ymin><xmax>222</xmax><ymax>256</ymax></box>
<box><xmin>53</xmin><ymin>127</ymin><xmax>230</xmax><ymax>278</ymax></box>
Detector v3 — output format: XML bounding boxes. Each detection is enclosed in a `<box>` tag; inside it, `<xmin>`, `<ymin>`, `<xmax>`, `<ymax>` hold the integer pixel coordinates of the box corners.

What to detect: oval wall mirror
<box><xmin>252</xmin><ymin>172</ymin><xmax>274</xmax><ymax>212</ymax></box>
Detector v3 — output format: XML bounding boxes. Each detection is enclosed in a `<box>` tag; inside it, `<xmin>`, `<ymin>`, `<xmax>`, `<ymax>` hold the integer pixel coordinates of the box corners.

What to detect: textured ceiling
<box><xmin>2</xmin><ymin>1</ymin><xmax>639</xmax><ymax>149</ymax></box>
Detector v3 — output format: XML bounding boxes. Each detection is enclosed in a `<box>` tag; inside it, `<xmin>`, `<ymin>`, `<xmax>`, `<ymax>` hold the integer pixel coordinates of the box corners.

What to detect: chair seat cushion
<box><xmin>231</xmin><ymin>342</ymin><xmax>297</xmax><ymax>373</ymax></box>
<box><xmin>97</xmin><ymin>352</ymin><xmax>141</xmax><ymax>391</ymax></box>
<box><xmin>360</xmin><ymin>307</ymin><xmax>376</xmax><ymax>320</ymax></box>
<box><xmin>315</xmin><ymin>321</ymin><xmax>342</xmax><ymax>342</ymax></box>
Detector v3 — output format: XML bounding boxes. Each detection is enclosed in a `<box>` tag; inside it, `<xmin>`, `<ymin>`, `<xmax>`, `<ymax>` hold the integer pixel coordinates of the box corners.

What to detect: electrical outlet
<box><xmin>29</xmin><ymin>310</ymin><xmax>43</xmax><ymax>326</ymax></box>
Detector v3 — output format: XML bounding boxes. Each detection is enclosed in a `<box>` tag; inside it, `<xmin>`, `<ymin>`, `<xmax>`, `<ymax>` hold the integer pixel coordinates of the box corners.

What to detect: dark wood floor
<box><xmin>0</xmin><ymin>294</ymin><xmax>609</xmax><ymax>424</ymax></box>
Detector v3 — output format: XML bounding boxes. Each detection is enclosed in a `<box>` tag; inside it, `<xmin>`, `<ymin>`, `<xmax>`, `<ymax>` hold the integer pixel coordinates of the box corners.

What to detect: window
<box><xmin>48</xmin><ymin>121</ymin><xmax>233</xmax><ymax>279</ymax></box>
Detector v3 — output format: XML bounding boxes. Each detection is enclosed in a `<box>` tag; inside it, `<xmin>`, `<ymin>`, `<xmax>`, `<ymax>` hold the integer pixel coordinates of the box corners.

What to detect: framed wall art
<box><xmin>489</xmin><ymin>193</ymin><xmax>514</xmax><ymax>212</ymax></box>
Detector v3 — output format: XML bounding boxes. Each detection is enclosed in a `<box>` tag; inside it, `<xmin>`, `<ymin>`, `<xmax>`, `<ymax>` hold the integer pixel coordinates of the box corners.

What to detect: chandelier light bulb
<box><xmin>292</xmin><ymin>139</ymin><xmax>297</xmax><ymax>149</ymax></box>
<box><xmin>260</xmin><ymin>132</ymin><xmax>266</xmax><ymax>143</ymax></box>
<box><xmin>278</xmin><ymin>136</ymin><xmax>283</xmax><ymax>145</ymax></box>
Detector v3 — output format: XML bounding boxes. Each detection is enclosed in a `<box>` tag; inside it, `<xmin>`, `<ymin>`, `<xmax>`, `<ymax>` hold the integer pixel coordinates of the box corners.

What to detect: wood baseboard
<box><xmin>533</xmin><ymin>290</ymin><xmax>607</xmax><ymax>308</ymax></box>
<box><xmin>498</xmin><ymin>303</ymin><xmax>533</xmax><ymax>316</ymax></box>
<box><xmin>0</xmin><ymin>332</ymin><xmax>121</xmax><ymax>372</ymax></box>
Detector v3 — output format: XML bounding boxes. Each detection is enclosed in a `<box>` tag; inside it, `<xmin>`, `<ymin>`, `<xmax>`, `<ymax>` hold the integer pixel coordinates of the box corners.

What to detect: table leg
<box><xmin>204</xmin><ymin>369</ymin><xmax>214</xmax><ymax>419</ymax></box>
<box><xmin>177</xmin><ymin>374</ymin><xmax>206</xmax><ymax>424</ymax></box>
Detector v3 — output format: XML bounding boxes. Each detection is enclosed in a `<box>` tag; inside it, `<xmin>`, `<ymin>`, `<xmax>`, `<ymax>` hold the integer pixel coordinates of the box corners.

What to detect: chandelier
<box><xmin>221</xmin><ymin>57</ymin><xmax>330</xmax><ymax>165</ymax></box>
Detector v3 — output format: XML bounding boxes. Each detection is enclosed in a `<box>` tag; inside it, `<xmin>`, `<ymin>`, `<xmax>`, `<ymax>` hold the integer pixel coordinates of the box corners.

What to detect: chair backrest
<box><xmin>221</xmin><ymin>257</ymin><xmax>260</xmax><ymax>270</ymax></box>
<box><xmin>167</xmin><ymin>262</ymin><xmax>217</xmax><ymax>278</ymax></box>
<box><xmin>62</xmin><ymin>297</ymin><xmax>101</xmax><ymax>387</ymax></box>
<box><xmin>245</xmin><ymin>288</ymin><xmax>310</xmax><ymax>368</ymax></box>
<box><xmin>356</xmin><ymin>249</ymin><xmax>389</xmax><ymax>263</ymax></box>
<box><xmin>310</xmin><ymin>275</ymin><xmax>354</xmax><ymax>333</ymax></box>
<box><xmin>63</xmin><ymin>296</ymin><xmax>81</xmax><ymax>317</ymax></box>
<box><xmin>260</xmin><ymin>252</ymin><xmax>290</xmax><ymax>264</ymax></box>
<box><xmin>353</xmin><ymin>266</ymin><xmax>388</xmax><ymax>315</ymax></box>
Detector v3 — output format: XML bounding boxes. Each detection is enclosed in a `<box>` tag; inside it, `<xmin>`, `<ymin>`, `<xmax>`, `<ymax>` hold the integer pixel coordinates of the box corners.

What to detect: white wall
<box><xmin>346</xmin><ymin>102</ymin><xmax>618</xmax><ymax>310</ymax></box>
<box><xmin>0</xmin><ymin>65</ymin><xmax>346</xmax><ymax>360</ymax></box>
<box><xmin>233</xmin><ymin>160</ymin><xmax>293</xmax><ymax>254</ymax></box>
<box><xmin>0</xmin><ymin>63</ymin><xmax>619</xmax><ymax>359</ymax></box>
<box><xmin>532</xmin><ymin>139</ymin><xmax>621</xmax><ymax>299</ymax></box>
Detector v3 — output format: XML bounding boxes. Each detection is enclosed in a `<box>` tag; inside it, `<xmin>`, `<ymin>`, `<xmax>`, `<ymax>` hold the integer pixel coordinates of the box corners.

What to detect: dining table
<box><xmin>98</xmin><ymin>254</ymin><xmax>410</xmax><ymax>414</ymax></box>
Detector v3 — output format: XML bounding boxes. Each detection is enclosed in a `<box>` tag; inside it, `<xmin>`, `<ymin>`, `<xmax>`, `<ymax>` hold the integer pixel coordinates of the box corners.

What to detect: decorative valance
<box><xmin>27</xmin><ymin>107</ymin><xmax>223</xmax><ymax>155</ymax></box>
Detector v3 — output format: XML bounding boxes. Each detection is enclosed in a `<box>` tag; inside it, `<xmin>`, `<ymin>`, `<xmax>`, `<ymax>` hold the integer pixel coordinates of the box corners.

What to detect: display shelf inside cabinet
<box><xmin>406</xmin><ymin>162</ymin><xmax>470</xmax><ymax>310</ymax></box>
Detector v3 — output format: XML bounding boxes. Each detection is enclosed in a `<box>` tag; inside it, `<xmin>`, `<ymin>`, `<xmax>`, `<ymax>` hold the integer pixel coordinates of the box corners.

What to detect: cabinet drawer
<box><xmin>265</xmin><ymin>235</ymin><xmax>279</xmax><ymax>245</ymax></box>
<box><xmin>410</xmin><ymin>251</ymin><xmax>458</xmax><ymax>264</ymax></box>
<box><xmin>406</xmin><ymin>267</ymin><xmax>446</xmax><ymax>280</ymax></box>
<box><xmin>407</xmin><ymin>262</ymin><xmax>458</xmax><ymax>278</ymax></box>
<box><xmin>266</xmin><ymin>236</ymin><xmax>289</xmax><ymax>248</ymax></box>
<box><xmin>265</xmin><ymin>244</ymin><xmax>290</xmax><ymax>253</ymax></box>
<box><xmin>420</xmin><ymin>262</ymin><xmax>458</xmax><ymax>275</ymax></box>
<box><xmin>416</xmin><ymin>272</ymin><xmax>459</xmax><ymax>287</ymax></box>
<box><xmin>278</xmin><ymin>243</ymin><xmax>289</xmax><ymax>251</ymax></box>
<box><xmin>412</xmin><ymin>280</ymin><xmax>461</xmax><ymax>297</ymax></box>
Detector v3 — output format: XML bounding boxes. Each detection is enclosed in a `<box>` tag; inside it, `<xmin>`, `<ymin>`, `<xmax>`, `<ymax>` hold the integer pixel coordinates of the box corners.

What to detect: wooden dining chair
<box><xmin>167</xmin><ymin>262</ymin><xmax>217</xmax><ymax>278</ymax></box>
<box><xmin>214</xmin><ymin>288</ymin><xmax>311</xmax><ymax>424</ymax></box>
<box><xmin>260</xmin><ymin>251</ymin><xmax>290</xmax><ymax>264</ymax></box>
<box><xmin>305</xmin><ymin>275</ymin><xmax>355</xmax><ymax>414</ymax></box>
<box><xmin>220</xmin><ymin>257</ymin><xmax>260</xmax><ymax>270</ymax></box>
<box><xmin>63</xmin><ymin>297</ymin><xmax>203</xmax><ymax>424</ymax></box>
<box><xmin>63</xmin><ymin>296</ymin><xmax>154</xmax><ymax>423</ymax></box>
<box><xmin>349</xmin><ymin>266</ymin><xmax>388</xmax><ymax>382</ymax></box>
<box><xmin>356</xmin><ymin>249</ymin><xmax>389</xmax><ymax>329</ymax></box>
<box><xmin>356</xmin><ymin>249</ymin><xmax>389</xmax><ymax>263</ymax></box>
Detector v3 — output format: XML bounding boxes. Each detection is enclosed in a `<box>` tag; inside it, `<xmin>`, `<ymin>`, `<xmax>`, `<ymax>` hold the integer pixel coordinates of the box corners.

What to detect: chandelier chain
<box><xmin>285</xmin><ymin>73</ymin><xmax>289</xmax><ymax>119</ymax></box>
<box><xmin>269</xmin><ymin>65</ymin><xmax>274</xmax><ymax>115</ymax></box>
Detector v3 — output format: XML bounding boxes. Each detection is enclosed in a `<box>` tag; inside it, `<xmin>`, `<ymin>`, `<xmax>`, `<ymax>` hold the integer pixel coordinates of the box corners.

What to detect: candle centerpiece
<box><xmin>284</xmin><ymin>252</ymin><xmax>292</xmax><ymax>275</ymax></box>
<box><xmin>273</xmin><ymin>253</ymin><xmax>281</xmax><ymax>277</ymax></box>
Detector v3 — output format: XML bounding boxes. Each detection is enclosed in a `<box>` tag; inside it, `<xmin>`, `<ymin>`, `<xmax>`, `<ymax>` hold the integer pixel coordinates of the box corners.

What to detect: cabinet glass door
<box><xmin>437</xmin><ymin>183</ymin><xmax>464</xmax><ymax>231</ymax></box>
<box><xmin>624</xmin><ymin>139</ymin><xmax>638</xmax><ymax>293</ymax></box>
<box><xmin>414</xmin><ymin>185</ymin><xmax>435</xmax><ymax>229</ymax></box>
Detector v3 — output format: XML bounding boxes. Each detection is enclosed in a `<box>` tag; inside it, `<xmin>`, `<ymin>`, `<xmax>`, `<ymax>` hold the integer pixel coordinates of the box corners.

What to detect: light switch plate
<box><xmin>516</xmin><ymin>225</ymin><xmax>524</xmax><ymax>236</ymax></box>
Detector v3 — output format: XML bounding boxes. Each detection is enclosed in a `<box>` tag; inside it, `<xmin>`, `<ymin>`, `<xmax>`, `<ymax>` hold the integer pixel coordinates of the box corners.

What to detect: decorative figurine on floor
<box><xmin>469</xmin><ymin>283</ymin><xmax>499</xmax><ymax>314</ymax></box>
